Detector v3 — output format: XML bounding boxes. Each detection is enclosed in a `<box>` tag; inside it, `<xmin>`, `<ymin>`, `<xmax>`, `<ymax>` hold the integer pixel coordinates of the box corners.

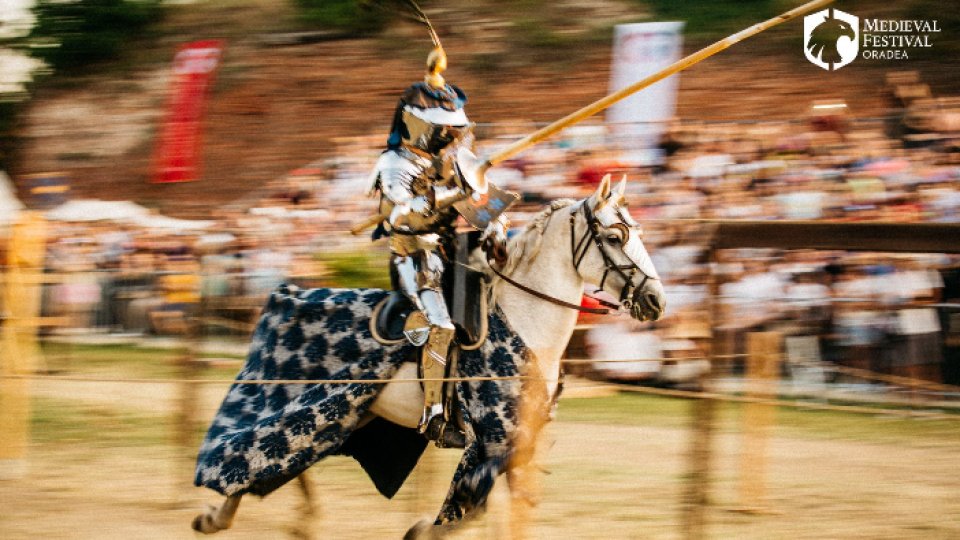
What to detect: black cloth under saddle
<box><xmin>372</xmin><ymin>231</ymin><xmax>488</xmax><ymax>347</ymax></box>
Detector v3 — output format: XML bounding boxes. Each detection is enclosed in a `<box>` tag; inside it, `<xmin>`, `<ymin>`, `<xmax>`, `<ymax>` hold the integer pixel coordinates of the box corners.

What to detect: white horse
<box><xmin>193</xmin><ymin>174</ymin><xmax>666</xmax><ymax>536</ymax></box>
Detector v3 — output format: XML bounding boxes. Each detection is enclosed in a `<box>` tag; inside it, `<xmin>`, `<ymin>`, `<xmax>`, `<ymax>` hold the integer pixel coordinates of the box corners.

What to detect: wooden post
<box><xmin>173</xmin><ymin>351</ymin><xmax>202</xmax><ymax>502</ymax></box>
<box><xmin>737</xmin><ymin>331</ymin><xmax>781</xmax><ymax>512</ymax></box>
<box><xmin>680</xmin><ymin>245</ymin><xmax>719</xmax><ymax>539</ymax></box>
<box><xmin>0</xmin><ymin>212</ymin><xmax>48</xmax><ymax>479</ymax></box>
<box><xmin>171</xmin><ymin>266</ymin><xmax>204</xmax><ymax>504</ymax></box>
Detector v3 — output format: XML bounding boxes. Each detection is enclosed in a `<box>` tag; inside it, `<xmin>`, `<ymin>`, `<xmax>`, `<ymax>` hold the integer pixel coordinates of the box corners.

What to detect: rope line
<box><xmin>12</xmin><ymin>356</ymin><xmax>960</xmax><ymax>393</ymax></box>
<box><xmin>2</xmin><ymin>373</ymin><xmax>535</xmax><ymax>385</ymax></box>
<box><xmin>563</xmin><ymin>357</ymin><xmax>717</xmax><ymax>364</ymax></box>
<box><xmin>8</xmin><ymin>373</ymin><xmax>960</xmax><ymax>421</ymax></box>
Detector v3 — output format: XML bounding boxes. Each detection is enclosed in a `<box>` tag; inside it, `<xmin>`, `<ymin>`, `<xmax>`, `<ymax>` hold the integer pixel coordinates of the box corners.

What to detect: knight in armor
<box><xmin>366</xmin><ymin>47</ymin><xmax>508</xmax><ymax>443</ymax></box>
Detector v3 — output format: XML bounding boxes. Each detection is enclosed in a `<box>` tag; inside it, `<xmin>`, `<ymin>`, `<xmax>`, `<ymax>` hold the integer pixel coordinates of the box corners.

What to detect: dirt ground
<box><xmin>2</xmin><ymin>378</ymin><xmax>958</xmax><ymax>539</ymax></box>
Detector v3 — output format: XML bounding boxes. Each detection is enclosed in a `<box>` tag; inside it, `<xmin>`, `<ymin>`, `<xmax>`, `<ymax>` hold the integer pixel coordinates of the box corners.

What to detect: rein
<box><xmin>489</xmin><ymin>263</ymin><xmax>613</xmax><ymax>315</ymax></box>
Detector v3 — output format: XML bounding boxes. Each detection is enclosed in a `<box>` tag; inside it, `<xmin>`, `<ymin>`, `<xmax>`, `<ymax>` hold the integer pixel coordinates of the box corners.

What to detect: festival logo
<box><xmin>804</xmin><ymin>8</ymin><xmax>859</xmax><ymax>71</ymax></box>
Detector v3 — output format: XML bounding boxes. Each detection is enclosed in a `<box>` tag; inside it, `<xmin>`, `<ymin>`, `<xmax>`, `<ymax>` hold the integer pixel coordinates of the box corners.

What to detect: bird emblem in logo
<box><xmin>804</xmin><ymin>8</ymin><xmax>859</xmax><ymax>71</ymax></box>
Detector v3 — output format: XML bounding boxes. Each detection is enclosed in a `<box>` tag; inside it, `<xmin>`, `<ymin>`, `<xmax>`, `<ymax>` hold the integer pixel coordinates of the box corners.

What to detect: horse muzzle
<box><xmin>625</xmin><ymin>285</ymin><xmax>665</xmax><ymax>322</ymax></box>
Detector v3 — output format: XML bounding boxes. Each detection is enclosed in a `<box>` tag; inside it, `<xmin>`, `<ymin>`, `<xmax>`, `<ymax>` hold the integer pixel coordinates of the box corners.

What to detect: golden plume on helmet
<box><xmin>369</xmin><ymin>0</ymin><xmax>447</xmax><ymax>88</ymax></box>
<box><xmin>425</xmin><ymin>47</ymin><xmax>447</xmax><ymax>89</ymax></box>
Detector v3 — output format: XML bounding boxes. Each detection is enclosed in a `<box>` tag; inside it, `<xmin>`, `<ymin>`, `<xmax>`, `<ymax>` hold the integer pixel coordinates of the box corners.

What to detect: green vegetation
<box><xmin>317</xmin><ymin>249</ymin><xmax>392</xmax><ymax>289</ymax></box>
<box><xmin>27</xmin><ymin>0</ymin><xmax>165</xmax><ymax>74</ymax></box>
<box><xmin>559</xmin><ymin>392</ymin><xmax>694</xmax><ymax>428</ymax></box>
<box><xmin>293</xmin><ymin>0</ymin><xmax>390</xmax><ymax>35</ymax></box>
<box><xmin>509</xmin><ymin>18</ymin><xmax>615</xmax><ymax>67</ymax></box>
<box><xmin>25</xmin><ymin>337</ymin><xmax>960</xmax><ymax>497</ymax></box>
<box><xmin>30</xmin><ymin>374</ymin><xmax>958</xmax><ymax>452</ymax></box>
<box><xmin>638</xmin><ymin>0</ymin><xmax>786</xmax><ymax>39</ymax></box>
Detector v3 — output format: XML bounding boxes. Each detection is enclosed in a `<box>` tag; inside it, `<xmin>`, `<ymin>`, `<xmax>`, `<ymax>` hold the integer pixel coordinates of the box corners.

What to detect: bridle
<box><xmin>489</xmin><ymin>199</ymin><xmax>657</xmax><ymax>315</ymax></box>
<box><xmin>570</xmin><ymin>201</ymin><xmax>658</xmax><ymax>313</ymax></box>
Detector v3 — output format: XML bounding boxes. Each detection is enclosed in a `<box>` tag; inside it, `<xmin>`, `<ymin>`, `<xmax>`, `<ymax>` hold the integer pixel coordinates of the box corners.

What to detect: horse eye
<box><xmin>606</xmin><ymin>234</ymin><xmax>621</xmax><ymax>244</ymax></box>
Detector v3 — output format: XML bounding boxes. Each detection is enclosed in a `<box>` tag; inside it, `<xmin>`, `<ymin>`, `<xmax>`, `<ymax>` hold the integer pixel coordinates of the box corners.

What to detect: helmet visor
<box><xmin>402</xmin><ymin>106</ymin><xmax>469</xmax><ymax>154</ymax></box>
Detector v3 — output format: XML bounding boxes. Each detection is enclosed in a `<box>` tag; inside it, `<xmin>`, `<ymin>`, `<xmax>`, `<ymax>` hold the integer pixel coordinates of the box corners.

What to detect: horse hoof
<box><xmin>192</xmin><ymin>507</ymin><xmax>221</xmax><ymax>534</ymax></box>
<box><xmin>403</xmin><ymin>518</ymin><xmax>435</xmax><ymax>540</ymax></box>
<box><xmin>191</xmin><ymin>514</ymin><xmax>209</xmax><ymax>533</ymax></box>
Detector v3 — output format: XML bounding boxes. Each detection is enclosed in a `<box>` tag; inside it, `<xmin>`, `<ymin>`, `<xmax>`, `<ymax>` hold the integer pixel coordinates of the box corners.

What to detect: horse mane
<box><xmin>499</xmin><ymin>198</ymin><xmax>577</xmax><ymax>277</ymax></box>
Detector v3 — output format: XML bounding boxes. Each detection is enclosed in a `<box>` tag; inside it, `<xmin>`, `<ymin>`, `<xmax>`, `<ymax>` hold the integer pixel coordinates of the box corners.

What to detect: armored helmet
<box><xmin>388</xmin><ymin>47</ymin><xmax>471</xmax><ymax>154</ymax></box>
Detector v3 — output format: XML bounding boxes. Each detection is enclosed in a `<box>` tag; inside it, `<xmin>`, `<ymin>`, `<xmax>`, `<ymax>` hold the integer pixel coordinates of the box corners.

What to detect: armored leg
<box><xmin>393</xmin><ymin>249</ymin><xmax>457</xmax><ymax>441</ymax></box>
<box><xmin>417</xmin><ymin>288</ymin><xmax>455</xmax><ymax>438</ymax></box>
<box><xmin>394</xmin><ymin>254</ymin><xmax>425</xmax><ymax>310</ymax></box>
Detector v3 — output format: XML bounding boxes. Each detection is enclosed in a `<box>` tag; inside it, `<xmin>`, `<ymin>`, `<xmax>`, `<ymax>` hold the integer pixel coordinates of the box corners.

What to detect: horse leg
<box><xmin>192</xmin><ymin>494</ymin><xmax>242</xmax><ymax>534</ymax></box>
<box><xmin>288</xmin><ymin>473</ymin><xmax>318</xmax><ymax>540</ymax></box>
<box><xmin>506</xmin><ymin>465</ymin><xmax>540</xmax><ymax>508</ymax></box>
<box><xmin>506</xmin><ymin>386</ymin><xmax>552</xmax><ymax>535</ymax></box>
<box><xmin>505</xmin><ymin>460</ymin><xmax>545</xmax><ymax>540</ymax></box>
<box><xmin>404</xmin><ymin>439</ymin><xmax>507</xmax><ymax>539</ymax></box>
<box><xmin>505</xmin><ymin>425</ymin><xmax>548</xmax><ymax>508</ymax></box>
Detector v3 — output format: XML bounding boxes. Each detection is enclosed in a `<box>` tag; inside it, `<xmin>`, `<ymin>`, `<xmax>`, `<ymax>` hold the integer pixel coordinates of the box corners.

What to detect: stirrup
<box><xmin>421</xmin><ymin>415</ymin><xmax>466</xmax><ymax>449</ymax></box>
<box><xmin>436</xmin><ymin>422</ymin><xmax>466</xmax><ymax>449</ymax></box>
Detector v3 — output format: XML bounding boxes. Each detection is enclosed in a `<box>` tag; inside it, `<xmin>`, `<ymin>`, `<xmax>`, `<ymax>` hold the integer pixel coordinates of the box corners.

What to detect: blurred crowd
<box><xmin>11</xmin><ymin>72</ymin><xmax>960</xmax><ymax>387</ymax></box>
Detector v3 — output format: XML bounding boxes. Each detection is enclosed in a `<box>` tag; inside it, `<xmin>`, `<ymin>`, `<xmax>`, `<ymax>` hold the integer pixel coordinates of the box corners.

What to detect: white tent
<box><xmin>46</xmin><ymin>199</ymin><xmax>214</xmax><ymax>231</ymax></box>
<box><xmin>0</xmin><ymin>171</ymin><xmax>24</xmax><ymax>225</ymax></box>
<box><xmin>46</xmin><ymin>199</ymin><xmax>147</xmax><ymax>222</ymax></box>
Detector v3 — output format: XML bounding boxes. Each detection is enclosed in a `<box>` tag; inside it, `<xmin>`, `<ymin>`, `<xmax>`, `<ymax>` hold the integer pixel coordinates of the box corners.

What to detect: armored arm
<box><xmin>375</xmin><ymin>150</ymin><xmax>467</xmax><ymax>232</ymax></box>
<box><xmin>378</xmin><ymin>153</ymin><xmax>429</xmax><ymax>231</ymax></box>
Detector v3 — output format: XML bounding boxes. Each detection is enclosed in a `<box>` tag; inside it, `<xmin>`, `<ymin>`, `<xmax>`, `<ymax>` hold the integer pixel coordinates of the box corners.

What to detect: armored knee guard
<box><xmin>417</xmin><ymin>288</ymin><xmax>455</xmax><ymax>436</ymax></box>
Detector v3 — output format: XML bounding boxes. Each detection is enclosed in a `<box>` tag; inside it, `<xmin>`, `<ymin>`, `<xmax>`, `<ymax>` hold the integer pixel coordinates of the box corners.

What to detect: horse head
<box><xmin>572</xmin><ymin>174</ymin><xmax>666</xmax><ymax>321</ymax></box>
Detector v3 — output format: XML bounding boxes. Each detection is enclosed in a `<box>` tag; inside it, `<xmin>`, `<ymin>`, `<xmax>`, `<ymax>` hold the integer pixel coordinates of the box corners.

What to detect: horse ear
<box><xmin>593</xmin><ymin>174</ymin><xmax>612</xmax><ymax>208</ymax></box>
<box><xmin>615</xmin><ymin>175</ymin><xmax>627</xmax><ymax>199</ymax></box>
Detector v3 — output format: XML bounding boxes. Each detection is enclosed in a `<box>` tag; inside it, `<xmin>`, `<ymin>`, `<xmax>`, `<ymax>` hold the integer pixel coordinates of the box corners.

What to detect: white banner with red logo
<box><xmin>152</xmin><ymin>40</ymin><xmax>223</xmax><ymax>183</ymax></box>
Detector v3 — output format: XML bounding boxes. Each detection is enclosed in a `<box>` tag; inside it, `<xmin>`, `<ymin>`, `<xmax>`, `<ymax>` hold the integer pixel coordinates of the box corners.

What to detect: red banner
<box><xmin>152</xmin><ymin>40</ymin><xmax>223</xmax><ymax>183</ymax></box>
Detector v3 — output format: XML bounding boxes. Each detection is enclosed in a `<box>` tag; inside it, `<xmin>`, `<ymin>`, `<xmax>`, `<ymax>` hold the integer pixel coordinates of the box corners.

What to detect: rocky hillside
<box><xmin>9</xmin><ymin>0</ymin><xmax>958</xmax><ymax>217</ymax></box>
